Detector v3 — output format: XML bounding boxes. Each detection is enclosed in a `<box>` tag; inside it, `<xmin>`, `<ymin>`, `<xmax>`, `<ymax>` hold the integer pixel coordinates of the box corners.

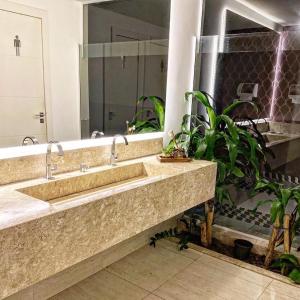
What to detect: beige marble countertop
<box><xmin>0</xmin><ymin>155</ymin><xmax>217</xmax><ymax>298</ymax></box>
<box><xmin>0</xmin><ymin>155</ymin><xmax>215</xmax><ymax>231</ymax></box>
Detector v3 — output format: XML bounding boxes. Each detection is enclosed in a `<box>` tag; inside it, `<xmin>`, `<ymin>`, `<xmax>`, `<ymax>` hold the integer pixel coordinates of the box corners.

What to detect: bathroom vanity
<box><xmin>0</xmin><ymin>139</ymin><xmax>216</xmax><ymax>299</ymax></box>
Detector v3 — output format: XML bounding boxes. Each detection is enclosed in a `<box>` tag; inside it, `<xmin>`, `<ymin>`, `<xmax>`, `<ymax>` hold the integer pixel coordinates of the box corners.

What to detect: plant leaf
<box><xmin>223</xmin><ymin>100</ymin><xmax>258</xmax><ymax>116</ymax></box>
<box><xmin>288</xmin><ymin>268</ymin><xmax>300</xmax><ymax>284</ymax></box>
<box><xmin>186</xmin><ymin>91</ymin><xmax>217</xmax><ymax>129</ymax></box>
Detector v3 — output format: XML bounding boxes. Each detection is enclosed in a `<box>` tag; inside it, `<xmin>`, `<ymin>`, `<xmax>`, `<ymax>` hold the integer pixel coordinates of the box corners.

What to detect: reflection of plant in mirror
<box><xmin>271</xmin><ymin>254</ymin><xmax>300</xmax><ymax>284</ymax></box>
<box><xmin>127</xmin><ymin>96</ymin><xmax>165</xmax><ymax>134</ymax></box>
<box><xmin>253</xmin><ymin>179</ymin><xmax>300</xmax><ymax>267</ymax></box>
<box><xmin>166</xmin><ymin>91</ymin><xmax>269</xmax><ymax>246</ymax></box>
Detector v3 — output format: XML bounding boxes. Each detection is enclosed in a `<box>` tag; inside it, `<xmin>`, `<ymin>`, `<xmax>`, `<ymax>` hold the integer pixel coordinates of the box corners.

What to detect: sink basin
<box><xmin>2</xmin><ymin>157</ymin><xmax>217</xmax><ymax>299</ymax></box>
<box><xmin>18</xmin><ymin>162</ymin><xmax>165</xmax><ymax>204</ymax></box>
<box><xmin>262</xmin><ymin>132</ymin><xmax>290</xmax><ymax>143</ymax></box>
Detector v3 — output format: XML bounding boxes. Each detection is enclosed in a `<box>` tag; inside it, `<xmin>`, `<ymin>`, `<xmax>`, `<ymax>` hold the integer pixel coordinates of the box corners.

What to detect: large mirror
<box><xmin>193</xmin><ymin>0</ymin><xmax>300</xmax><ymax>240</ymax></box>
<box><xmin>80</xmin><ymin>0</ymin><xmax>170</xmax><ymax>138</ymax></box>
<box><xmin>0</xmin><ymin>0</ymin><xmax>170</xmax><ymax>149</ymax></box>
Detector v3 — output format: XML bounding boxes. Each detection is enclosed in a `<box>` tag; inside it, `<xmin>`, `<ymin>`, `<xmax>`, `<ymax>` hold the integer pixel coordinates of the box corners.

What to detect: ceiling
<box><xmin>241</xmin><ymin>0</ymin><xmax>300</xmax><ymax>26</ymax></box>
<box><xmin>226</xmin><ymin>10</ymin><xmax>265</xmax><ymax>33</ymax></box>
<box><xmin>91</xmin><ymin>0</ymin><xmax>170</xmax><ymax>28</ymax></box>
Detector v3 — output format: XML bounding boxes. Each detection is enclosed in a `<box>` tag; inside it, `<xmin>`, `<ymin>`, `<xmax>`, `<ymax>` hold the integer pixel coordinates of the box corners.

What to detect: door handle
<box><xmin>34</xmin><ymin>112</ymin><xmax>45</xmax><ymax>118</ymax></box>
<box><xmin>34</xmin><ymin>112</ymin><xmax>45</xmax><ymax>123</ymax></box>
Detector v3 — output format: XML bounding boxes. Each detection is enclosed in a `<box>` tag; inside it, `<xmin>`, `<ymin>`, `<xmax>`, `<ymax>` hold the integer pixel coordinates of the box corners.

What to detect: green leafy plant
<box><xmin>149</xmin><ymin>228</ymin><xmax>189</xmax><ymax>251</ymax></box>
<box><xmin>254</xmin><ymin>179</ymin><xmax>300</xmax><ymax>228</ymax></box>
<box><xmin>164</xmin><ymin>91</ymin><xmax>269</xmax><ymax>247</ymax></box>
<box><xmin>167</xmin><ymin>91</ymin><xmax>268</xmax><ymax>204</ymax></box>
<box><xmin>271</xmin><ymin>254</ymin><xmax>300</xmax><ymax>284</ymax></box>
<box><xmin>127</xmin><ymin>96</ymin><xmax>165</xmax><ymax>134</ymax></box>
<box><xmin>253</xmin><ymin>179</ymin><xmax>300</xmax><ymax>266</ymax></box>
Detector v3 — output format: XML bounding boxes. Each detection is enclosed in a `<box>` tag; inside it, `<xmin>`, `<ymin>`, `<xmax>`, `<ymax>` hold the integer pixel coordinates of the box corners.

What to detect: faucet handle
<box><xmin>51</xmin><ymin>164</ymin><xmax>58</xmax><ymax>171</ymax></box>
<box><xmin>80</xmin><ymin>163</ymin><xmax>89</xmax><ymax>172</ymax></box>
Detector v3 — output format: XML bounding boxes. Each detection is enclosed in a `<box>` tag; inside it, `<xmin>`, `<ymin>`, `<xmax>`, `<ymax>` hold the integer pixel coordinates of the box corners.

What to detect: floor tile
<box><xmin>195</xmin><ymin>254</ymin><xmax>272</xmax><ymax>287</ymax></box>
<box><xmin>259</xmin><ymin>289</ymin><xmax>296</xmax><ymax>300</ymax></box>
<box><xmin>154</xmin><ymin>254</ymin><xmax>272</xmax><ymax>300</ymax></box>
<box><xmin>50</xmin><ymin>242</ymin><xmax>300</xmax><ymax>300</ymax></box>
<box><xmin>215</xmin><ymin>215</ymin><xmax>254</xmax><ymax>233</ymax></box>
<box><xmin>106</xmin><ymin>245</ymin><xmax>193</xmax><ymax>292</ymax></box>
<box><xmin>153</xmin><ymin>277</ymin><xmax>225</xmax><ymax>300</ymax></box>
<box><xmin>260</xmin><ymin>280</ymin><xmax>300</xmax><ymax>300</ymax></box>
<box><xmin>143</xmin><ymin>294</ymin><xmax>164</xmax><ymax>300</ymax></box>
<box><xmin>50</xmin><ymin>270</ymin><xmax>149</xmax><ymax>300</ymax></box>
<box><xmin>156</xmin><ymin>239</ymin><xmax>203</xmax><ymax>261</ymax></box>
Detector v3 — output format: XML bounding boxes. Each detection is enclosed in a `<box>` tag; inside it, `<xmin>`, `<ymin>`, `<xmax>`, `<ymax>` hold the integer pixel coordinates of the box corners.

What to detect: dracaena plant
<box><xmin>164</xmin><ymin>91</ymin><xmax>269</xmax><ymax>247</ymax></box>
<box><xmin>253</xmin><ymin>179</ymin><xmax>300</xmax><ymax>267</ymax></box>
<box><xmin>173</xmin><ymin>91</ymin><xmax>268</xmax><ymax>204</ymax></box>
<box><xmin>127</xmin><ymin>96</ymin><xmax>165</xmax><ymax>134</ymax></box>
<box><xmin>254</xmin><ymin>179</ymin><xmax>300</xmax><ymax>227</ymax></box>
<box><xmin>271</xmin><ymin>254</ymin><xmax>300</xmax><ymax>284</ymax></box>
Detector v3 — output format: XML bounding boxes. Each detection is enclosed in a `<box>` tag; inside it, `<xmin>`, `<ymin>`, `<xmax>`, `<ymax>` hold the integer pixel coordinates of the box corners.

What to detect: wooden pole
<box><xmin>283</xmin><ymin>214</ymin><xmax>291</xmax><ymax>254</ymax></box>
<box><xmin>200</xmin><ymin>222</ymin><xmax>208</xmax><ymax>247</ymax></box>
<box><xmin>264</xmin><ymin>216</ymin><xmax>280</xmax><ymax>268</ymax></box>
<box><xmin>205</xmin><ymin>200</ymin><xmax>214</xmax><ymax>247</ymax></box>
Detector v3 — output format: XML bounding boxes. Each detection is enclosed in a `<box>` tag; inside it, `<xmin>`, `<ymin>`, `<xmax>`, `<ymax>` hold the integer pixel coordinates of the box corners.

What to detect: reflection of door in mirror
<box><xmin>104</xmin><ymin>29</ymin><xmax>167</xmax><ymax>135</ymax></box>
<box><xmin>84</xmin><ymin>1</ymin><xmax>170</xmax><ymax>137</ymax></box>
<box><xmin>105</xmin><ymin>28</ymin><xmax>140</xmax><ymax>135</ymax></box>
<box><xmin>0</xmin><ymin>9</ymin><xmax>47</xmax><ymax>147</ymax></box>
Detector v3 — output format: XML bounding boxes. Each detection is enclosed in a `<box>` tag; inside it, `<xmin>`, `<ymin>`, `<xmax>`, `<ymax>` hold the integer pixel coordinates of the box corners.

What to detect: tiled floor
<box><xmin>51</xmin><ymin>240</ymin><xmax>300</xmax><ymax>300</ymax></box>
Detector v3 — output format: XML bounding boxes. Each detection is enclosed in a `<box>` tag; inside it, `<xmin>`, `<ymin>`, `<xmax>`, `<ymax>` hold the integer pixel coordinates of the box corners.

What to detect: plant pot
<box><xmin>234</xmin><ymin>239</ymin><xmax>253</xmax><ymax>260</ymax></box>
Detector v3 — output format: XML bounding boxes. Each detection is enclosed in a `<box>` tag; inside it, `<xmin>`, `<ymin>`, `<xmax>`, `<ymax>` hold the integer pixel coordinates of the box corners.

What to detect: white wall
<box><xmin>164</xmin><ymin>0</ymin><xmax>203</xmax><ymax>143</ymax></box>
<box><xmin>6</xmin><ymin>0</ymin><xmax>83</xmax><ymax>142</ymax></box>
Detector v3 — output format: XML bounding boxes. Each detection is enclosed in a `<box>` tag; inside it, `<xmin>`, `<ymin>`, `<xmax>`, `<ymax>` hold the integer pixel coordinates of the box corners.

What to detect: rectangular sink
<box><xmin>263</xmin><ymin>132</ymin><xmax>290</xmax><ymax>143</ymax></box>
<box><xmin>18</xmin><ymin>162</ymin><xmax>157</xmax><ymax>203</ymax></box>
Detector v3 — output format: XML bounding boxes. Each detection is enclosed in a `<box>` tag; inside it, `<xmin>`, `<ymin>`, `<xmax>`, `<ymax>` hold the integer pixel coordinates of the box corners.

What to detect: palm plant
<box><xmin>167</xmin><ymin>91</ymin><xmax>268</xmax><ymax>246</ymax></box>
<box><xmin>127</xmin><ymin>96</ymin><xmax>165</xmax><ymax>134</ymax></box>
<box><xmin>254</xmin><ymin>179</ymin><xmax>300</xmax><ymax>267</ymax></box>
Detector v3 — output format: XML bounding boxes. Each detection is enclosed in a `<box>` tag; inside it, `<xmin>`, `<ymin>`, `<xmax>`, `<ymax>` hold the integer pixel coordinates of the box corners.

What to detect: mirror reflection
<box><xmin>0</xmin><ymin>0</ymin><xmax>170</xmax><ymax>149</ymax></box>
<box><xmin>80</xmin><ymin>0</ymin><xmax>170</xmax><ymax>138</ymax></box>
<box><xmin>194</xmin><ymin>0</ymin><xmax>300</xmax><ymax>244</ymax></box>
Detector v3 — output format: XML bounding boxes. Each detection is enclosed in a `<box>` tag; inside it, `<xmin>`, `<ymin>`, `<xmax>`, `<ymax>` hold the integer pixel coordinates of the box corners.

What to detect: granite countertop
<box><xmin>0</xmin><ymin>155</ymin><xmax>217</xmax><ymax>298</ymax></box>
<box><xmin>0</xmin><ymin>155</ymin><xmax>215</xmax><ymax>231</ymax></box>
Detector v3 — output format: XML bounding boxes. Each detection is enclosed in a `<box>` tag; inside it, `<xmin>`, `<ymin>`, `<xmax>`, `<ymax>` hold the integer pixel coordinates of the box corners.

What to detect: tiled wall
<box><xmin>214</xmin><ymin>32</ymin><xmax>279</xmax><ymax>120</ymax></box>
<box><xmin>272</xmin><ymin>30</ymin><xmax>300</xmax><ymax>123</ymax></box>
<box><xmin>214</xmin><ymin>30</ymin><xmax>300</xmax><ymax>123</ymax></box>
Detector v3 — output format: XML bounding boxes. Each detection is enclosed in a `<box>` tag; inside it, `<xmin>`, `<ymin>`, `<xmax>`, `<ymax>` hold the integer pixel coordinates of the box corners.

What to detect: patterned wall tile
<box><xmin>213</xmin><ymin>30</ymin><xmax>300</xmax><ymax>123</ymax></box>
<box><xmin>214</xmin><ymin>33</ymin><xmax>279</xmax><ymax>120</ymax></box>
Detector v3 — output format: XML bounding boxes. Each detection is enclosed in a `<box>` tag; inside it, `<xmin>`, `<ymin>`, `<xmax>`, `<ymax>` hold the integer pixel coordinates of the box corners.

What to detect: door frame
<box><xmin>0</xmin><ymin>0</ymin><xmax>53</xmax><ymax>141</ymax></box>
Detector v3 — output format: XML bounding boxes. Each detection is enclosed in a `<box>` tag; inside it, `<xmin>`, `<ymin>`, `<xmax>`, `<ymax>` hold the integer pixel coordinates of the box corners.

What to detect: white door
<box><xmin>0</xmin><ymin>9</ymin><xmax>47</xmax><ymax>147</ymax></box>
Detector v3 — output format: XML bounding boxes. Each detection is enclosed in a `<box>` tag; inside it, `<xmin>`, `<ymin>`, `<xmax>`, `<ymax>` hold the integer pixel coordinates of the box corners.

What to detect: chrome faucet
<box><xmin>46</xmin><ymin>142</ymin><xmax>64</xmax><ymax>180</ymax></box>
<box><xmin>91</xmin><ymin>131</ymin><xmax>104</xmax><ymax>139</ymax></box>
<box><xmin>110</xmin><ymin>135</ymin><xmax>128</xmax><ymax>166</ymax></box>
<box><xmin>22</xmin><ymin>136</ymin><xmax>39</xmax><ymax>146</ymax></box>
